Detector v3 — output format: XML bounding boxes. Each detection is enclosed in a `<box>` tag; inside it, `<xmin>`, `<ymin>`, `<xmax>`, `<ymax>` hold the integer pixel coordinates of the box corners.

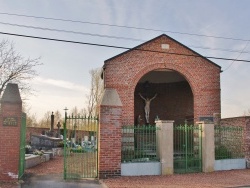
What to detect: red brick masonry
<box><xmin>103</xmin><ymin>34</ymin><xmax>221</xmax><ymax>125</ymax></box>
<box><xmin>100</xmin><ymin>34</ymin><xmax>222</xmax><ymax>177</ymax></box>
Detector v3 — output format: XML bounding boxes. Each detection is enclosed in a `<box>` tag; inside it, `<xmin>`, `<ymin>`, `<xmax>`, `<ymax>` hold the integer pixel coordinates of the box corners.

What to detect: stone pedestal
<box><xmin>197</xmin><ymin>121</ymin><xmax>215</xmax><ymax>172</ymax></box>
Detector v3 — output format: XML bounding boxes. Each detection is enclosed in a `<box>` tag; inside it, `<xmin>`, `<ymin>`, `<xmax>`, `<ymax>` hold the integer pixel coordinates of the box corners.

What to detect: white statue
<box><xmin>139</xmin><ymin>93</ymin><xmax>157</xmax><ymax>123</ymax></box>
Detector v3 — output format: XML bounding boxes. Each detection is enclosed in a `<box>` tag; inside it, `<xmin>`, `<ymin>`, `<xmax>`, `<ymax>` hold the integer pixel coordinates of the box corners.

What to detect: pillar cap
<box><xmin>196</xmin><ymin>121</ymin><xmax>214</xmax><ymax>125</ymax></box>
<box><xmin>155</xmin><ymin>120</ymin><xmax>175</xmax><ymax>123</ymax></box>
<box><xmin>1</xmin><ymin>83</ymin><xmax>22</xmax><ymax>104</ymax></box>
<box><xmin>100</xmin><ymin>88</ymin><xmax>122</xmax><ymax>106</ymax></box>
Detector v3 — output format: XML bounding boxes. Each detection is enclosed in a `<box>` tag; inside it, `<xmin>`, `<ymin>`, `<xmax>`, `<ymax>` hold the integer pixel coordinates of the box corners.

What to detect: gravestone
<box><xmin>30</xmin><ymin>135</ymin><xmax>62</xmax><ymax>150</ymax></box>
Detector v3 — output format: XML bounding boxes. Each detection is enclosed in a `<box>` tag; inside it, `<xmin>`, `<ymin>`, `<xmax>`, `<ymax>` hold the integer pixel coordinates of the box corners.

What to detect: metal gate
<box><xmin>63</xmin><ymin>112</ymin><xmax>98</xmax><ymax>179</ymax></box>
<box><xmin>18</xmin><ymin>113</ymin><xmax>26</xmax><ymax>179</ymax></box>
<box><xmin>174</xmin><ymin>123</ymin><xmax>202</xmax><ymax>174</ymax></box>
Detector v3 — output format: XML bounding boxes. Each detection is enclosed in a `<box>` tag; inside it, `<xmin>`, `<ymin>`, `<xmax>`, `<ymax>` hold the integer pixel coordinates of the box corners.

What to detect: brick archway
<box><xmin>131</xmin><ymin>63</ymin><xmax>196</xmax><ymax>96</ymax></box>
<box><xmin>132</xmin><ymin>63</ymin><xmax>195</xmax><ymax>125</ymax></box>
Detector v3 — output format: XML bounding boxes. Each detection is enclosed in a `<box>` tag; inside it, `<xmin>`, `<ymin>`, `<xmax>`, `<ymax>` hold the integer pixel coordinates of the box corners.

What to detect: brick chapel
<box><xmin>99</xmin><ymin>34</ymin><xmax>221</xmax><ymax>177</ymax></box>
<box><xmin>102</xmin><ymin>34</ymin><xmax>221</xmax><ymax>126</ymax></box>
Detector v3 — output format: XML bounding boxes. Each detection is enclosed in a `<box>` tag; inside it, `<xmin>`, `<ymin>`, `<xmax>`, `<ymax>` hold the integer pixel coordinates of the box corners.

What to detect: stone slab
<box><xmin>44</xmin><ymin>153</ymin><xmax>50</xmax><ymax>161</ymax></box>
<box><xmin>121</xmin><ymin>162</ymin><xmax>161</xmax><ymax>176</ymax></box>
<box><xmin>214</xmin><ymin>158</ymin><xmax>246</xmax><ymax>171</ymax></box>
<box><xmin>25</xmin><ymin>155</ymin><xmax>41</xmax><ymax>169</ymax></box>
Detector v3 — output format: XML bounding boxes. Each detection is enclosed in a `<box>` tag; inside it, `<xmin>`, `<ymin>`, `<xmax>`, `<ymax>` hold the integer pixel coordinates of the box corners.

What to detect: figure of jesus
<box><xmin>139</xmin><ymin>93</ymin><xmax>157</xmax><ymax>124</ymax></box>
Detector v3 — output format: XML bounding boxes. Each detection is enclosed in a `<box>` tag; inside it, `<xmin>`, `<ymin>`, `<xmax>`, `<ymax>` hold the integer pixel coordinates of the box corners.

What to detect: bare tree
<box><xmin>86</xmin><ymin>68</ymin><xmax>104</xmax><ymax>117</ymax></box>
<box><xmin>243</xmin><ymin>109</ymin><xmax>250</xmax><ymax>116</ymax></box>
<box><xmin>79</xmin><ymin>108</ymin><xmax>88</xmax><ymax>117</ymax></box>
<box><xmin>70</xmin><ymin>106</ymin><xmax>79</xmax><ymax>116</ymax></box>
<box><xmin>0</xmin><ymin>39</ymin><xmax>41</xmax><ymax>97</ymax></box>
<box><xmin>22</xmin><ymin>104</ymin><xmax>38</xmax><ymax>127</ymax></box>
<box><xmin>54</xmin><ymin>110</ymin><xmax>62</xmax><ymax>124</ymax></box>
<box><xmin>38</xmin><ymin>111</ymin><xmax>51</xmax><ymax>128</ymax></box>
<box><xmin>26</xmin><ymin>114</ymin><xmax>38</xmax><ymax>127</ymax></box>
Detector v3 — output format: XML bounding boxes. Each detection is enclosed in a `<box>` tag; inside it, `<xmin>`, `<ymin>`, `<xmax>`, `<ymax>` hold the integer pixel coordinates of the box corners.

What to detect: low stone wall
<box><xmin>25</xmin><ymin>155</ymin><xmax>41</xmax><ymax>169</ymax></box>
<box><xmin>214</xmin><ymin>159</ymin><xmax>246</xmax><ymax>171</ymax></box>
<box><xmin>121</xmin><ymin>162</ymin><xmax>161</xmax><ymax>176</ymax></box>
<box><xmin>25</xmin><ymin>153</ymin><xmax>51</xmax><ymax>169</ymax></box>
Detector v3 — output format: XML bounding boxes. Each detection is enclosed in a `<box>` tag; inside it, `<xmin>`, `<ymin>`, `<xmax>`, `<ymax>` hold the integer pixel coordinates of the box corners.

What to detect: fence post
<box><xmin>155</xmin><ymin>120</ymin><xmax>174</xmax><ymax>175</ymax></box>
<box><xmin>198</xmin><ymin>121</ymin><xmax>215</xmax><ymax>172</ymax></box>
<box><xmin>99</xmin><ymin>88</ymin><xmax>122</xmax><ymax>178</ymax></box>
<box><xmin>0</xmin><ymin>83</ymin><xmax>22</xmax><ymax>180</ymax></box>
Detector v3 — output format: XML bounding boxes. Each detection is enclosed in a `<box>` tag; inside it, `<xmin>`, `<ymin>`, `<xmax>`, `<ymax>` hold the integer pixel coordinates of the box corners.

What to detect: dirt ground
<box><xmin>1</xmin><ymin>156</ymin><xmax>250</xmax><ymax>188</ymax></box>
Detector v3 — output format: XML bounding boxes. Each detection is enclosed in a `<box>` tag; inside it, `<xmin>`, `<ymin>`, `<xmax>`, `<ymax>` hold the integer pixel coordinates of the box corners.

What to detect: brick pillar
<box><xmin>198</xmin><ymin>121</ymin><xmax>215</xmax><ymax>172</ymax></box>
<box><xmin>155</xmin><ymin>120</ymin><xmax>174</xmax><ymax>175</ymax></box>
<box><xmin>98</xmin><ymin>88</ymin><xmax>122</xmax><ymax>178</ymax></box>
<box><xmin>213</xmin><ymin>113</ymin><xmax>221</xmax><ymax>126</ymax></box>
<box><xmin>0</xmin><ymin>83</ymin><xmax>22</xmax><ymax>180</ymax></box>
<box><xmin>245</xmin><ymin>118</ymin><xmax>250</xmax><ymax>168</ymax></box>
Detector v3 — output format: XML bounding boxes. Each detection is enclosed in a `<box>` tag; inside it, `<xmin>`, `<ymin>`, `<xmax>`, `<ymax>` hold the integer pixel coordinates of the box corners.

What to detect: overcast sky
<box><xmin>0</xmin><ymin>0</ymin><xmax>250</xmax><ymax>120</ymax></box>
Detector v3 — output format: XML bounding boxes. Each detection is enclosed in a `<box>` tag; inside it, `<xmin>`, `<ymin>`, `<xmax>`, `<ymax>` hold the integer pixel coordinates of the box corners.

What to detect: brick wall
<box><xmin>221</xmin><ymin>116</ymin><xmax>250</xmax><ymax>161</ymax></box>
<box><xmin>103</xmin><ymin>34</ymin><xmax>221</xmax><ymax>125</ymax></box>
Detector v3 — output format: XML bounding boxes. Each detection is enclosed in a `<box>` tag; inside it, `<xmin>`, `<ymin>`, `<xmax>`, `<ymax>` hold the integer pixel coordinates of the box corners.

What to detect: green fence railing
<box><xmin>63</xmin><ymin>114</ymin><xmax>98</xmax><ymax>179</ymax></box>
<box><xmin>214</xmin><ymin>126</ymin><xmax>244</xmax><ymax>160</ymax></box>
<box><xmin>122</xmin><ymin>125</ymin><xmax>159</xmax><ymax>163</ymax></box>
<box><xmin>18</xmin><ymin>113</ymin><xmax>26</xmax><ymax>179</ymax></box>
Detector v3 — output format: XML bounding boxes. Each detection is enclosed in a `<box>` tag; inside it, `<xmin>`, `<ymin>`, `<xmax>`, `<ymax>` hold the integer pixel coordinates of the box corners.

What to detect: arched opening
<box><xmin>134</xmin><ymin>69</ymin><xmax>194</xmax><ymax>125</ymax></box>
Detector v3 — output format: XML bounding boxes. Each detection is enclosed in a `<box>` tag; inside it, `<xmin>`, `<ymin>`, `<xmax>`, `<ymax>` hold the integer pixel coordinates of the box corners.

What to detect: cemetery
<box><xmin>24</xmin><ymin>113</ymin><xmax>98</xmax><ymax>172</ymax></box>
<box><xmin>23</xmin><ymin>112</ymin><xmax>63</xmax><ymax>169</ymax></box>
<box><xmin>0</xmin><ymin>34</ymin><xmax>249</xmax><ymax>181</ymax></box>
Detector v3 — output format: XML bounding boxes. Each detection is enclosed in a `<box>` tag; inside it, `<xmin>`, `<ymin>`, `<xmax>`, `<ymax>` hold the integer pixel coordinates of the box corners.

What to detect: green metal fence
<box><xmin>214</xmin><ymin>126</ymin><xmax>244</xmax><ymax>160</ymax></box>
<box><xmin>18</xmin><ymin>113</ymin><xmax>26</xmax><ymax>179</ymax></box>
<box><xmin>63</xmin><ymin>113</ymin><xmax>98</xmax><ymax>179</ymax></box>
<box><xmin>122</xmin><ymin>125</ymin><xmax>159</xmax><ymax>163</ymax></box>
<box><xmin>174</xmin><ymin>123</ymin><xmax>202</xmax><ymax>174</ymax></box>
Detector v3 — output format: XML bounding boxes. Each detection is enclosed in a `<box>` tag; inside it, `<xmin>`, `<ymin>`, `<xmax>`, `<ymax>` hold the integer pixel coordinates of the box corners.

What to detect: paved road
<box><xmin>17</xmin><ymin>156</ymin><xmax>107</xmax><ymax>188</ymax></box>
<box><xmin>21</xmin><ymin>174</ymin><xmax>106</xmax><ymax>188</ymax></box>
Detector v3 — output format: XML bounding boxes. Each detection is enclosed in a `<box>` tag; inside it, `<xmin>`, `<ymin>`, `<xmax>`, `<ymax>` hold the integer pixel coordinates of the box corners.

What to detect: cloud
<box><xmin>27</xmin><ymin>76</ymin><xmax>90</xmax><ymax>120</ymax></box>
<box><xmin>33</xmin><ymin>76</ymin><xmax>89</xmax><ymax>93</ymax></box>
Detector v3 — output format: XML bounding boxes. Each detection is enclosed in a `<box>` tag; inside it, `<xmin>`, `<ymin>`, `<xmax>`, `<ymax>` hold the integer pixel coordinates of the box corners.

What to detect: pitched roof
<box><xmin>104</xmin><ymin>34</ymin><xmax>221</xmax><ymax>69</ymax></box>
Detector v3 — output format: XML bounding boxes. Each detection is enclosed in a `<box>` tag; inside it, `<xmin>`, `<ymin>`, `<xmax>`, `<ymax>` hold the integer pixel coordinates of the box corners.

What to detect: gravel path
<box><xmin>1</xmin><ymin>156</ymin><xmax>250</xmax><ymax>188</ymax></box>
